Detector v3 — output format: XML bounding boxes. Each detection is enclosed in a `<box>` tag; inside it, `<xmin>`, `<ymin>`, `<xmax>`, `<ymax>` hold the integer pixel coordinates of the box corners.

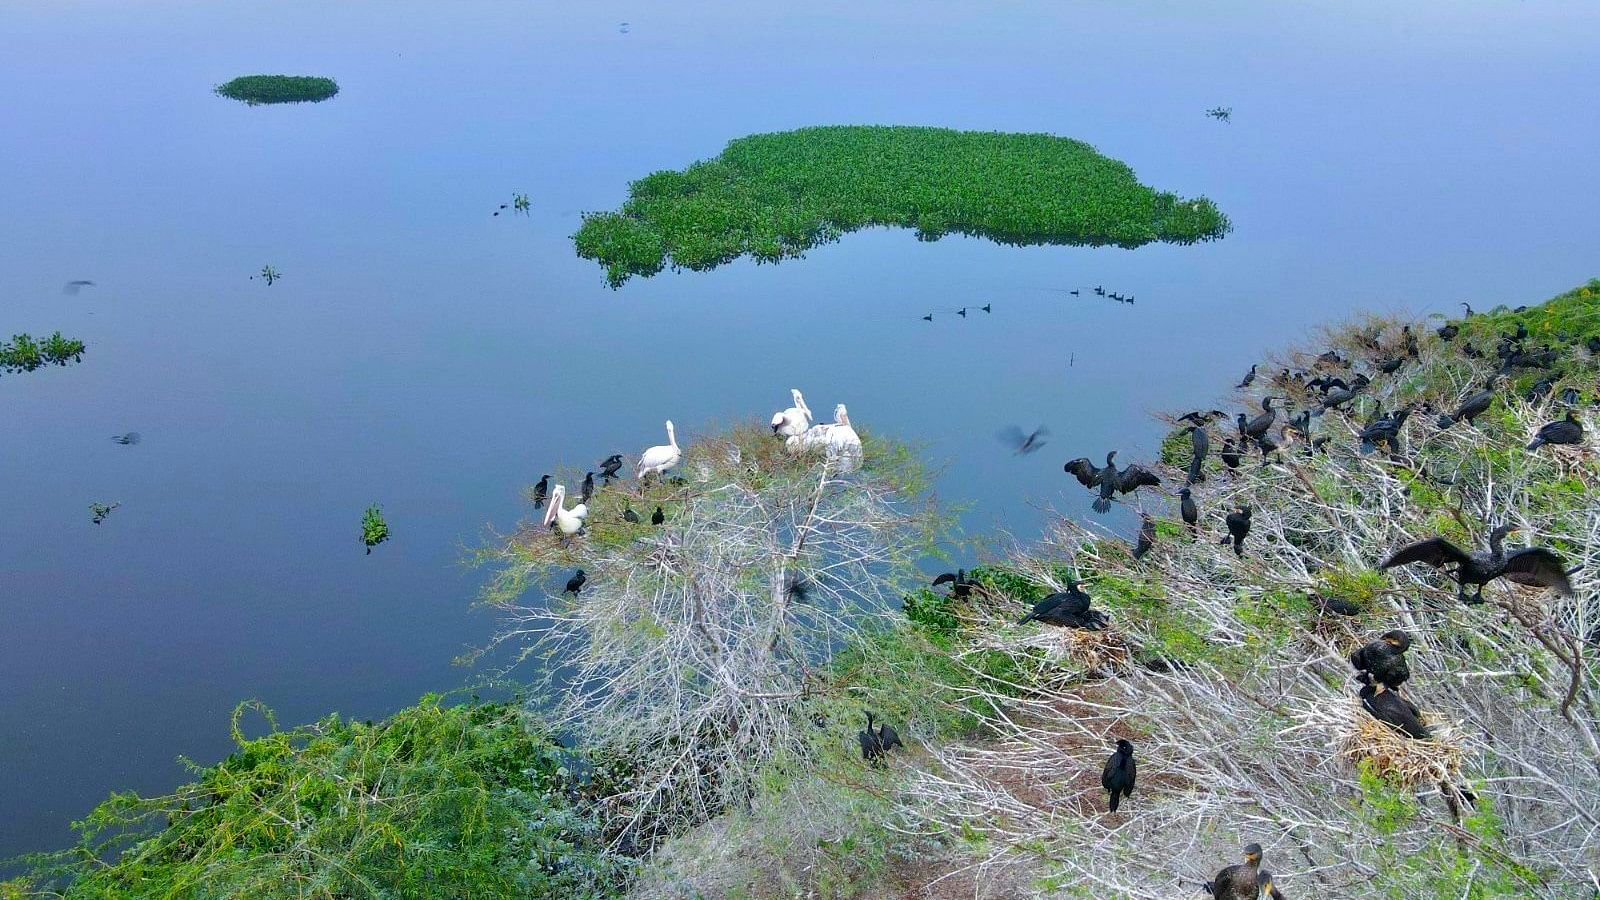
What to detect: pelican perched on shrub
<box><xmin>542</xmin><ymin>484</ymin><xmax>588</xmax><ymax>535</ymax></box>
<box><xmin>790</xmin><ymin>404</ymin><xmax>863</xmax><ymax>473</ymax></box>
<box><xmin>637</xmin><ymin>420</ymin><xmax>681</xmax><ymax>479</ymax></box>
<box><xmin>771</xmin><ymin>389</ymin><xmax>814</xmax><ymax>438</ymax></box>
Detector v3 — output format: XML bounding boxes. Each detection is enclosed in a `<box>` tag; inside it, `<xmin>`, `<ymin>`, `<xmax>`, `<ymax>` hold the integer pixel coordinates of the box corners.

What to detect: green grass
<box><xmin>9</xmin><ymin>697</ymin><xmax>625</xmax><ymax>899</ymax></box>
<box><xmin>215</xmin><ymin>75</ymin><xmax>339</xmax><ymax>105</ymax></box>
<box><xmin>573</xmin><ymin>125</ymin><xmax>1230</xmax><ymax>286</ymax></box>
<box><xmin>1</xmin><ymin>332</ymin><xmax>85</xmax><ymax>377</ymax></box>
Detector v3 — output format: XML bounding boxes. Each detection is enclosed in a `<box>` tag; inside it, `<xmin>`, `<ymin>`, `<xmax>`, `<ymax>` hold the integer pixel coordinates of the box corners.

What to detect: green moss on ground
<box><xmin>574</xmin><ymin>125</ymin><xmax>1230</xmax><ymax>286</ymax></box>
<box><xmin>215</xmin><ymin>75</ymin><xmax>339</xmax><ymax>105</ymax></box>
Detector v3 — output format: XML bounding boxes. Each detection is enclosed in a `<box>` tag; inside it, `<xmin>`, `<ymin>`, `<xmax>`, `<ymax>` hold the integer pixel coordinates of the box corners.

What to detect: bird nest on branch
<box><xmin>1322</xmin><ymin>699</ymin><xmax>1466</xmax><ymax>789</ymax></box>
<box><xmin>1010</xmin><ymin>624</ymin><xmax>1131</xmax><ymax>673</ymax></box>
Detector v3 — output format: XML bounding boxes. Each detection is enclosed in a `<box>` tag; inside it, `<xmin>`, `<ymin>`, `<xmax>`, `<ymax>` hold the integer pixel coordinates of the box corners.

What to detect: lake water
<box><xmin>2</xmin><ymin>0</ymin><xmax>1597</xmax><ymax>861</ymax></box>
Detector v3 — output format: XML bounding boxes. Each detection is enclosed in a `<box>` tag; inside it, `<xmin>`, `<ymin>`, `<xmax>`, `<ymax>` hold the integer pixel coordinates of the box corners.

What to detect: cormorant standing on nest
<box><xmin>1222</xmin><ymin>505</ymin><xmax>1252</xmax><ymax>556</ymax></box>
<box><xmin>1313</xmin><ymin>593</ymin><xmax>1362</xmax><ymax>616</ymax></box>
<box><xmin>532</xmin><ymin>474</ymin><xmax>551</xmax><ymax>509</ymax></box>
<box><xmin>1220</xmin><ymin>439</ymin><xmax>1242</xmax><ymax>470</ymax></box>
<box><xmin>1018</xmin><ymin>579</ymin><xmax>1107</xmax><ymax>629</ymax></box>
<box><xmin>1437</xmin><ymin>378</ymin><xmax>1497</xmax><ymax>429</ymax></box>
<box><xmin>1381</xmin><ymin>524</ymin><xmax>1573</xmax><ymax>604</ymax></box>
<box><xmin>1359</xmin><ymin>406</ymin><xmax>1412</xmax><ymax>454</ymax></box>
<box><xmin>933</xmin><ymin>570</ymin><xmax>977</xmax><ymax>598</ymax></box>
<box><xmin>1527</xmin><ymin>411</ymin><xmax>1584</xmax><ymax>451</ymax></box>
<box><xmin>1205</xmin><ymin>843</ymin><xmax>1265</xmax><ymax>900</ymax></box>
<box><xmin>1133</xmin><ymin>513</ymin><xmax>1156</xmax><ymax>560</ymax></box>
<box><xmin>650</xmin><ymin>505</ymin><xmax>665</xmax><ymax>525</ymax></box>
<box><xmin>1179</xmin><ymin>487</ymin><xmax>1199</xmax><ymax>535</ymax></box>
<box><xmin>1101</xmin><ymin>739</ymin><xmax>1136</xmax><ymax>812</ymax></box>
<box><xmin>1350</xmin><ymin>630</ymin><xmax>1411</xmax><ymax>690</ymax></box>
<box><xmin>1359</xmin><ymin>680</ymin><xmax>1430</xmax><ymax>739</ymax></box>
<box><xmin>563</xmin><ymin>569</ymin><xmax>587</xmax><ymax>595</ymax></box>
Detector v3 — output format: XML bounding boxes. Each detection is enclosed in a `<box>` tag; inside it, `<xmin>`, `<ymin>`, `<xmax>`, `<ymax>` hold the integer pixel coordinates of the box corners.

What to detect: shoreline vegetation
<box><xmin>573</xmin><ymin>125</ymin><xmax>1231</xmax><ymax>287</ymax></box>
<box><xmin>8</xmin><ymin>280</ymin><xmax>1598</xmax><ymax>898</ymax></box>
<box><xmin>215</xmin><ymin>75</ymin><xmax>339</xmax><ymax>105</ymax></box>
<box><xmin>1</xmin><ymin>332</ymin><xmax>85</xmax><ymax>378</ymax></box>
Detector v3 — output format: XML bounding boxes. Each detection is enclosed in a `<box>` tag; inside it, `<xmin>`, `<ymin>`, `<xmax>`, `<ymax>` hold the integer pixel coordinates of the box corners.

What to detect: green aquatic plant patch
<box><xmin>1</xmin><ymin>332</ymin><xmax>85</xmax><ymax>377</ymax></box>
<box><xmin>215</xmin><ymin>75</ymin><xmax>339</xmax><ymax>105</ymax></box>
<box><xmin>574</xmin><ymin>125</ymin><xmax>1230</xmax><ymax>286</ymax></box>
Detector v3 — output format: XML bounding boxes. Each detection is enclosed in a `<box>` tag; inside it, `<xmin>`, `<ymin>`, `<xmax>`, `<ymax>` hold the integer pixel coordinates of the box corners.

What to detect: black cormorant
<box><xmin>1359</xmin><ymin>406</ymin><xmax>1412</xmax><ymax>454</ymax></box>
<box><xmin>1220</xmin><ymin>439</ymin><xmax>1241</xmax><ymax>470</ymax></box>
<box><xmin>998</xmin><ymin>426</ymin><xmax>1049</xmax><ymax>454</ymax></box>
<box><xmin>1526</xmin><ymin>411</ymin><xmax>1584</xmax><ymax>451</ymax></box>
<box><xmin>1223</xmin><ymin>505</ymin><xmax>1252</xmax><ymax>557</ymax></box>
<box><xmin>1236</xmin><ymin>365</ymin><xmax>1257</xmax><ymax>389</ymax></box>
<box><xmin>933</xmin><ymin>570</ymin><xmax>977</xmax><ymax>598</ymax></box>
<box><xmin>1205</xmin><ymin>843</ymin><xmax>1265</xmax><ymax>900</ymax></box>
<box><xmin>650</xmin><ymin>505</ymin><xmax>665</xmax><ymax>525</ymax></box>
<box><xmin>1403</xmin><ymin>324</ymin><xmax>1419</xmax><ymax>358</ymax></box>
<box><xmin>1242</xmin><ymin>398</ymin><xmax>1280</xmax><ymax>440</ymax></box>
<box><xmin>564</xmin><ymin>569</ymin><xmax>587</xmax><ymax>595</ymax></box>
<box><xmin>1378</xmin><ymin>356</ymin><xmax>1405</xmax><ymax>374</ymax></box>
<box><xmin>1088</xmin><ymin>451</ymin><xmax>1161</xmax><ymax>513</ymax></box>
<box><xmin>858</xmin><ymin>712</ymin><xmax>885</xmax><ymax>763</ymax></box>
<box><xmin>1133</xmin><ymin>513</ymin><xmax>1156</xmax><ymax>560</ymax></box>
<box><xmin>1018</xmin><ymin>579</ymin><xmax>1107</xmax><ymax>629</ymax></box>
<box><xmin>532</xmin><ymin>474</ymin><xmax>551</xmax><ymax>509</ymax></box>
<box><xmin>1359</xmin><ymin>681</ymin><xmax>1429</xmax><ymax>739</ymax></box>
<box><xmin>1436</xmin><ymin>322</ymin><xmax>1459</xmax><ymax>342</ymax></box>
<box><xmin>599</xmin><ymin>454</ymin><xmax>624</xmax><ymax>480</ymax></box>
<box><xmin>623</xmin><ymin>506</ymin><xmax>640</xmax><ymax>523</ymax></box>
<box><xmin>580</xmin><ymin>472</ymin><xmax>596</xmax><ymax>504</ymax></box>
<box><xmin>1349</xmin><ymin>630</ymin><xmax>1411</xmax><ymax>690</ymax></box>
<box><xmin>1178</xmin><ymin>410</ymin><xmax>1226</xmax><ymax>426</ymax></box>
<box><xmin>1179</xmin><ymin>487</ymin><xmax>1199</xmax><ymax>534</ymax></box>
<box><xmin>1526</xmin><ymin>378</ymin><xmax>1554</xmax><ymax>402</ymax></box>
<box><xmin>1381</xmin><ymin>524</ymin><xmax>1573</xmax><ymax>604</ymax></box>
<box><xmin>1437</xmin><ymin>378</ymin><xmax>1497</xmax><ymax>429</ymax></box>
<box><xmin>875</xmin><ymin>718</ymin><xmax>904</xmax><ymax>754</ymax></box>
<box><xmin>1312</xmin><ymin>592</ymin><xmax>1362</xmax><ymax>616</ymax></box>
<box><xmin>1101</xmin><ymin>739</ymin><xmax>1136</xmax><ymax>812</ymax></box>
<box><xmin>1187</xmin><ymin>426</ymin><xmax>1210</xmax><ymax>484</ymax></box>
<box><xmin>110</xmin><ymin>432</ymin><xmax>141</xmax><ymax>445</ymax></box>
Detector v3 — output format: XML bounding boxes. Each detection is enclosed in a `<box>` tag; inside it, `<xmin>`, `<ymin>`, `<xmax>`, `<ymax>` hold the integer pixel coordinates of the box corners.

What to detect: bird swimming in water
<box><xmin>637</xmin><ymin>420</ymin><xmax>682</xmax><ymax>479</ymax></box>
<box><xmin>650</xmin><ymin>505</ymin><xmax>665</xmax><ymax>526</ymax></box>
<box><xmin>1223</xmin><ymin>505</ymin><xmax>1252</xmax><ymax>556</ymax></box>
<box><xmin>1133</xmin><ymin>513</ymin><xmax>1156</xmax><ymax>560</ymax></box>
<box><xmin>922</xmin><ymin>313</ymin><xmax>933</xmax><ymax>322</ymax></box>
<box><xmin>998</xmin><ymin>425</ymin><xmax>1049</xmax><ymax>455</ymax></box>
<box><xmin>956</xmin><ymin>307</ymin><xmax>967</xmax><ymax>317</ymax></box>
<box><xmin>532</xmin><ymin>474</ymin><xmax>550</xmax><ymax>509</ymax></box>
<box><xmin>1220</xmin><ymin>439</ymin><xmax>1241</xmax><ymax>470</ymax></box>
<box><xmin>1381</xmin><ymin>523</ymin><xmax>1573</xmax><ymax>604</ymax></box>
<box><xmin>1179</xmin><ymin>487</ymin><xmax>1199</xmax><ymax>535</ymax></box>
<box><xmin>564</xmin><ymin>569</ymin><xmax>587</xmax><ymax>595</ymax></box>
<box><xmin>110</xmin><ymin>432</ymin><xmax>141</xmax><ymax>445</ymax></box>
<box><xmin>1437</xmin><ymin>378</ymin><xmax>1497</xmax><ymax>429</ymax></box>
<box><xmin>1526</xmin><ymin>411</ymin><xmax>1584</xmax><ymax>451</ymax></box>
<box><xmin>622</xmin><ymin>506</ymin><xmax>640</xmax><ymax>523</ymax></box>
<box><xmin>1205</xmin><ymin>843</ymin><xmax>1265</xmax><ymax>900</ymax></box>
<box><xmin>981</xmin><ymin>303</ymin><xmax>992</xmax><ymax>313</ymax></box>
<box><xmin>1101</xmin><ymin>739</ymin><xmax>1136</xmax><ymax>812</ymax></box>
<box><xmin>1018</xmin><ymin>579</ymin><xmax>1107</xmax><ymax>629</ymax></box>
<box><xmin>1236</xmin><ymin>364</ymin><xmax>1258</xmax><ymax>389</ymax></box>
<box><xmin>1349</xmin><ymin>630</ymin><xmax>1411</xmax><ymax>691</ymax></box>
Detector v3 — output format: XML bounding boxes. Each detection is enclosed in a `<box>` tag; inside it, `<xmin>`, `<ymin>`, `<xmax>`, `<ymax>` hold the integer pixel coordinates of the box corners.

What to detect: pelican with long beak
<box><xmin>637</xmin><ymin>420</ymin><xmax>682</xmax><ymax>479</ymax></box>
<box><xmin>791</xmin><ymin>404</ymin><xmax>863</xmax><ymax>473</ymax></box>
<box><xmin>542</xmin><ymin>484</ymin><xmax>588</xmax><ymax>535</ymax></box>
<box><xmin>771</xmin><ymin>388</ymin><xmax>814</xmax><ymax>437</ymax></box>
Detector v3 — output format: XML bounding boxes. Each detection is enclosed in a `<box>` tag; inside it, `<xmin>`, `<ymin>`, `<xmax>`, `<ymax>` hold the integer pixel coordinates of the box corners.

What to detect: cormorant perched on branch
<box><xmin>1381</xmin><ymin>524</ymin><xmax>1573</xmax><ymax>604</ymax></box>
<box><xmin>1241</xmin><ymin>397</ymin><xmax>1281</xmax><ymax>441</ymax></box>
<box><xmin>1437</xmin><ymin>378</ymin><xmax>1497</xmax><ymax>429</ymax></box>
<box><xmin>1187</xmin><ymin>426</ymin><xmax>1210</xmax><ymax>485</ymax></box>
<box><xmin>1178</xmin><ymin>410</ymin><xmax>1226</xmax><ymax>426</ymax></box>
<box><xmin>1179</xmin><ymin>487</ymin><xmax>1199</xmax><ymax>535</ymax></box>
<box><xmin>1526</xmin><ymin>411</ymin><xmax>1584</xmax><ymax>451</ymax></box>
<box><xmin>598</xmin><ymin>454</ymin><xmax>624</xmax><ymax>481</ymax></box>
<box><xmin>1019</xmin><ymin>579</ymin><xmax>1107</xmax><ymax>629</ymax></box>
<box><xmin>580</xmin><ymin>472</ymin><xmax>596</xmax><ymax>504</ymax></box>
<box><xmin>1220</xmin><ymin>439</ymin><xmax>1242</xmax><ymax>470</ymax></box>
<box><xmin>1205</xmin><ymin>843</ymin><xmax>1265</xmax><ymax>900</ymax></box>
<box><xmin>933</xmin><ymin>569</ymin><xmax>977</xmax><ymax>598</ymax></box>
<box><xmin>1101</xmin><ymin>739</ymin><xmax>1136</xmax><ymax>812</ymax></box>
<box><xmin>1349</xmin><ymin>630</ymin><xmax>1411</xmax><ymax>690</ymax></box>
<box><xmin>1318</xmin><ymin>374</ymin><xmax>1370</xmax><ymax>413</ymax></box>
<box><xmin>1236</xmin><ymin>365</ymin><xmax>1257</xmax><ymax>389</ymax></box>
<box><xmin>1222</xmin><ymin>505</ymin><xmax>1252</xmax><ymax>556</ymax></box>
<box><xmin>858</xmin><ymin>712</ymin><xmax>884</xmax><ymax>763</ymax></box>
<box><xmin>1133</xmin><ymin>513</ymin><xmax>1156</xmax><ymax>560</ymax></box>
<box><xmin>532</xmin><ymin>474</ymin><xmax>551</xmax><ymax>509</ymax></box>
<box><xmin>1065</xmin><ymin>451</ymin><xmax>1161</xmax><ymax>513</ymax></box>
<box><xmin>1359</xmin><ymin>406</ymin><xmax>1412</xmax><ymax>454</ymax></box>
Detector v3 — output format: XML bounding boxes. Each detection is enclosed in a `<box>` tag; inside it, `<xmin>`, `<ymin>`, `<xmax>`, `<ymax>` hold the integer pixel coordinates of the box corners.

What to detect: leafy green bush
<box><xmin>574</xmin><ymin>125</ymin><xmax>1230</xmax><ymax>286</ymax></box>
<box><xmin>15</xmin><ymin>697</ymin><xmax>625</xmax><ymax>898</ymax></box>
<box><xmin>215</xmin><ymin>75</ymin><xmax>339</xmax><ymax>105</ymax></box>
<box><xmin>1</xmin><ymin>332</ymin><xmax>84</xmax><ymax>376</ymax></box>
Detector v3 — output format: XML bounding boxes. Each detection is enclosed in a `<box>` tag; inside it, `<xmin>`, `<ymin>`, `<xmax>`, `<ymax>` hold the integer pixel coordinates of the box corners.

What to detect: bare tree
<box><xmin>481</xmin><ymin>424</ymin><xmax>938</xmax><ymax>848</ymax></box>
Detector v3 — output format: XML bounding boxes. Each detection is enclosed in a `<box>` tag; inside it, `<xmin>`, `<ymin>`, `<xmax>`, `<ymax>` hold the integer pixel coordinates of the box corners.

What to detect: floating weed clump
<box><xmin>361</xmin><ymin>504</ymin><xmax>389</xmax><ymax>554</ymax></box>
<box><xmin>215</xmin><ymin>75</ymin><xmax>339</xmax><ymax>105</ymax></box>
<box><xmin>574</xmin><ymin>125</ymin><xmax>1231</xmax><ymax>286</ymax></box>
<box><xmin>1</xmin><ymin>331</ymin><xmax>85</xmax><ymax>377</ymax></box>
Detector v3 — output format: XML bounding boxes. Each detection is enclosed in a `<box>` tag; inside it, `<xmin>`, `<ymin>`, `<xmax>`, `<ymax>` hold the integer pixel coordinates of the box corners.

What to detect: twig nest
<box><xmin>1336</xmin><ymin>699</ymin><xmax>1465</xmax><ymax>788</ymax></box>
<box><xmin>1007</xmin><ymin>625</ymin><xmax>1130</xmax><ymax>672</ymax></box>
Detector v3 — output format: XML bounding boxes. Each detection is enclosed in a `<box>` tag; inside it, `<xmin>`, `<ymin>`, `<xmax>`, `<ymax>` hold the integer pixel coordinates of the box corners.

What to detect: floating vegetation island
<box><xmin>1</xmin><ymin>331</ymin><xmax>85</xmax><ymax>378</ymax></box>
<box><xmin>573</xmin><ymin>125</ymin><xmax>1231</xmax><ymax>286</ymax></box>
<box><xmin>215</xmin><ymin>75</ymin><xmax>339</xmax><ymax>105</ymax></box>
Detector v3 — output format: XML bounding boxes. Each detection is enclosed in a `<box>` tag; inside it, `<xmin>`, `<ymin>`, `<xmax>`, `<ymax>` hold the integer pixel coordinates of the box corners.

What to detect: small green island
<box><xmin>573</xmin><ymin>125</ymin><xmax>1231</xmax><ymax>286</ymax></box>
<box><xmin>1</xmin><ymin>331</ymin><xmax>85</xmax><ymax>377</ymax></box>
<box><xmin>215</xmin><ymin>75</ymin><xmax>339</xmax><ymax>106</ymax></box>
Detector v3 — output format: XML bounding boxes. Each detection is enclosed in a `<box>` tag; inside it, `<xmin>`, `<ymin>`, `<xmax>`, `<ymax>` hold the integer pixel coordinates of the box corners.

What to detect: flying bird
<box><xmin>63</xmin><ymin>280</ymin><xmax>96</xmax><ymax>295</ymax></box>
<box><xmin>997</xmin><ymin>425</ymin><xmax>1050</xmax><ymax>455</ymax></box>
<box><xmin>110</xmin><ymin>432</ymin><xmax>141</xmax><ymax>445</ymax></box>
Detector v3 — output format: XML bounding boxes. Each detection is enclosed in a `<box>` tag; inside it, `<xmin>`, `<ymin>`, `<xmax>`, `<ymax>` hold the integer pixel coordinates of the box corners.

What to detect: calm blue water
<box><xmin>2</xmin><ymin>0</ymin><xmax>1597</xmax><ymax>860</ymax></box>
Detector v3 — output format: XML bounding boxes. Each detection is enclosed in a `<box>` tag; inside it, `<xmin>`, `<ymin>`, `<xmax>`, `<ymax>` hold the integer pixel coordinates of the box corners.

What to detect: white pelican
<box><xmin>637</xmin><ymin>420</ymin><xmax>681</xmax><ymax>479</ymax></box>
<box><xmin>790</xmin><ymin>404</ymin><xmax>863</xmax><ymax>473</ymax></box>
<box><xmin>770</xmin><ymin>388</ymin><xmax>814</xmax><ymax>438</ymax></box>
<box><xmin>542</xmin><ymin>484</ymin><xmax>588</xmax><ymax>535</ymax></box>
